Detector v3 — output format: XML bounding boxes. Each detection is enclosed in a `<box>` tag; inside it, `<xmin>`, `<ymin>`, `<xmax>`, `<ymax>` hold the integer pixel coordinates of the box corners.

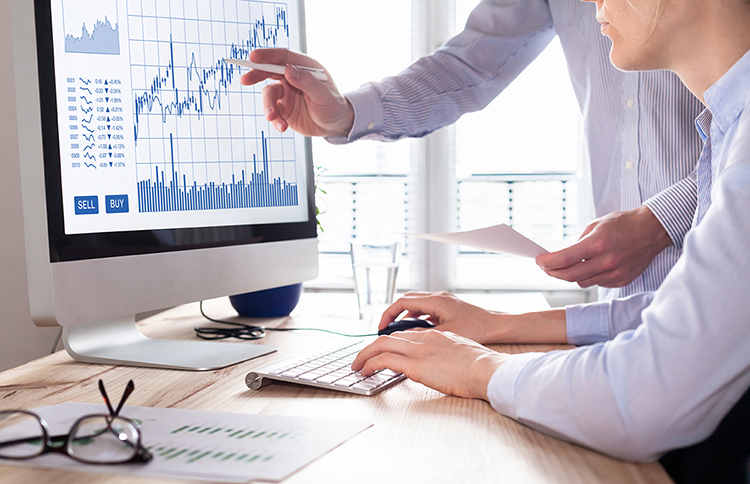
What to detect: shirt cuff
<box><xmin>643</xmin><ymin>176</ymin><xmax>698</xmax><ymax>250</ymax></box>
<box><xmin>324</xmin><ymin>87</ymin><xmax>383</xmax><ymax>145</ymax></box>
<box><xmin>565</xmin><ymin>302</ymin><xmax>611</xmax><ymax>345</ymax></box>
<box><xmin>487</xmin><ymin>352</ymin><xmax>545</xmax><ymax>419</ymax></box>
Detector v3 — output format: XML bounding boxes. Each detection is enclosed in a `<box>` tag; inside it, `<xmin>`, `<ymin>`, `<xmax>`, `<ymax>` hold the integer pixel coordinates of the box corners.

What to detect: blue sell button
<box><xmin>74</xmin><ymin>196</ymin><xmax>99</xmax><ymax>215</ymax></box>
<box><xmin>105</xmin><ymin>195</ymin><xmax>129</xmax><ymax>214</ymax></box>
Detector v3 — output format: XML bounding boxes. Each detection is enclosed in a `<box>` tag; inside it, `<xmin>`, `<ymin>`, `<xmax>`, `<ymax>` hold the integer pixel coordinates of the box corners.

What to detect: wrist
<box><xmin>471</xmin><ymin>353</ymin><xmax>509</xmax><ymax>401</ymax></box>
<box><xmin>330</xmin><ymin>97</ymin><xmax>355</xmax><ymax>138</ymax></box>
<box><xmin>637</xmin><ymin>205</ymin><xmax>673</xmax><ymax>251</ymax></box>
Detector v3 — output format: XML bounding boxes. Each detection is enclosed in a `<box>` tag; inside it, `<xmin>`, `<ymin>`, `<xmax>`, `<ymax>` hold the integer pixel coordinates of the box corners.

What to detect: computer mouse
<box><xmin>378</xmin><ymin>318</ymin><xmax>436</xmax><ymax>336</ymax></box>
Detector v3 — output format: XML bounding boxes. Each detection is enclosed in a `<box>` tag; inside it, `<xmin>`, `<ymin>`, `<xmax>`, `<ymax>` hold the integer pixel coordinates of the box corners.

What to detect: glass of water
<box><xmin>350</xmin><ymin>241</ymin><xmax>399</xmax><ymax>320</ymax></box>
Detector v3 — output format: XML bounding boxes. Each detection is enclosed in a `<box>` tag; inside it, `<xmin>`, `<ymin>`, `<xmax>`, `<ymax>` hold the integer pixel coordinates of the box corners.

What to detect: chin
<box><xmin>609</xmin><ymin>50</ymin><xmax>659</xmax><ymax>72</ymax></box>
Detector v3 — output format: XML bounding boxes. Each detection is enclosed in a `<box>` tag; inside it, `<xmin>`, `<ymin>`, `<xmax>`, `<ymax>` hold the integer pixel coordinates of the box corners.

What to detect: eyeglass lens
<box><xmin>0</xmin><ymin>380</ymin><xmax>149</xmax><ymax>465</ymax></box>
<box><xmin>0</xmin><ymin>411</ymin><xmax>46</xmax><ymax>459</ymax></box>
<box><xmin>68</xmin><ymin>415</ymin><xmax>140</xmax><ymax>464</ymax></box>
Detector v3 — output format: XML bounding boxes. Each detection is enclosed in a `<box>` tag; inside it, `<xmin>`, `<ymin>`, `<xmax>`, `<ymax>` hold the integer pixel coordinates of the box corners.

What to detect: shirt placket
<box><xmin>620</xmin><ymin>73</ymin><xmax>641</xmax><ymax>211</ymax></box>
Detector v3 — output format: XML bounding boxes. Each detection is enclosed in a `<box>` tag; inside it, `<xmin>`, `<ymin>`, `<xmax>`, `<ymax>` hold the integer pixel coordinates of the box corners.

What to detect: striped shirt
<box><xmin>489</xmin><ymin>48</ymin><xmax>750</xmax><ymax>462</ymax></box>
<box><xmin>329</xmin><ymin>0</ymin><xmax>703</xmax><ymax>300</ymax></box>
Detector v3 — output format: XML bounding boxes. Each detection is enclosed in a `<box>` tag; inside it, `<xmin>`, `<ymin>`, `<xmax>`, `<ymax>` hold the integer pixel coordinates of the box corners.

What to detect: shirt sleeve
<box><xmin>643</xmin><ymin>172</ymin><xmax>698</xmax><ymax>250</ymax></box>
<box><xmin>487</xmin><ymin>162</ymin><xmax>750</xmax><ymax>463</ymax></box>
<box><xmin>325</xmin><ymin>0</ymin><xmax>555</xmax><ymax>145</ymax></box>
<box><xmin>564</xmin><ymin>292</ymin><xmax>655</xmax><ymax>345</ymax></box>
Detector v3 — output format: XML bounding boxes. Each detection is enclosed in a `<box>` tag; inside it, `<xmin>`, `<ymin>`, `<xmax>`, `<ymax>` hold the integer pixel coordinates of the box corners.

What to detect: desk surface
<box><xmin>0</xmin><ymin>293</ymin><xmax>672</xmax><ymax>484</ymax></box>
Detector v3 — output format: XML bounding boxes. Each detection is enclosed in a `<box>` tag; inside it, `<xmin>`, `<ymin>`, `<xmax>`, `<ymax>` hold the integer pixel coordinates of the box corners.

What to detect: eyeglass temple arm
<box><xmin>114</xmin><ymin>380</ymin><xmax>135</xmax><ymax>417</ymax></box>
<box><xmin>98</xmin><ymin>380</ymin><xmax>116</xmax><ymax>417</ymax></box>
<box><xmin>98</xmin><ymin>379</ymin><xmax>135</xmax><ymax>418</ymax></box>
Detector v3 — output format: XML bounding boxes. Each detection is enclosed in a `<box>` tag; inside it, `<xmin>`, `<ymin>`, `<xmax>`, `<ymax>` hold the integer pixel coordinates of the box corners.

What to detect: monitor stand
<box><xmin>62</xmin><ymin>316</ymin><xmax>276</xmax><ymax>370</ymax></box>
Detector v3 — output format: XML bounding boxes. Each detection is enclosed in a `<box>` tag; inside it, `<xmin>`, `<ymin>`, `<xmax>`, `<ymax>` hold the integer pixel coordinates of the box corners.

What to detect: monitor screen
<box><xmin>7</xmin><ymin>0</ymin><xmax>318</xmax><ymax>369</ymax></box>
<box><xmin>35</xmin><ymin>0</ymin><xmax>316</xmax><ymax>262</ymax></box>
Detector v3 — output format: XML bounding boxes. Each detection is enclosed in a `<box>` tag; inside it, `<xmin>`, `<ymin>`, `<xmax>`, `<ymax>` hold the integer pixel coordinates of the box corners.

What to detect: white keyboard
<box><xmin>245</xmin><ymin>340</ymin><xmax>405</xmax><ymax>395</ymax></box>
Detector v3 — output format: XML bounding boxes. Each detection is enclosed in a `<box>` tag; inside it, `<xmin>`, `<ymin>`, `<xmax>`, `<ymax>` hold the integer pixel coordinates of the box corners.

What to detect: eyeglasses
<box><xmin>0</xmin><ymin>380</ymin><xmax>152</xmax><ymax>465</ymax></box>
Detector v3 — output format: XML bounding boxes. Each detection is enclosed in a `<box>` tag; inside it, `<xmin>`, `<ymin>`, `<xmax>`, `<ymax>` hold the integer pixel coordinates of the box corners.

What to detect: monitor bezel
<box><xmin>33</xmin><ymin>0</ymin><xmax>318</xmax><ymax>263</ymax></box>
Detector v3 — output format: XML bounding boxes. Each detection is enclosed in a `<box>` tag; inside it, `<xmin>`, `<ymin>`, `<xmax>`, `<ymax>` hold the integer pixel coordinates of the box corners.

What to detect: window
<box><xmin>305</xmin><ymin>0</ymin><xmax>590</xmax><ymax>294</ymax></box>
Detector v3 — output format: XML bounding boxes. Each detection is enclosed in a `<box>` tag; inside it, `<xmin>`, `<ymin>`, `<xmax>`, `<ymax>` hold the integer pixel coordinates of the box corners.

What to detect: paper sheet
<box><xmin>409</xmin><ymin>224</ymin><xmax>549</xmax><ymax>258</ymax></box>
<box><xmin>2</xmin><ymin>402</ymin><xmax>371</xmax><ymax>483</ymax></box>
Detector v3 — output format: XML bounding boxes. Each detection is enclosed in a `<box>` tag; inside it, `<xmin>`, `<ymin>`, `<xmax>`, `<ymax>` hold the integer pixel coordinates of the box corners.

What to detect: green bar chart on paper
<box><xmin>168</xmin><ymin>422</ymin><xmax>303</xmax><ymax>442</ymax></box>
<box><xmin>29</xmin><ymin>402</ymin><xmax>372</xmax><ymax>483</ymax></box>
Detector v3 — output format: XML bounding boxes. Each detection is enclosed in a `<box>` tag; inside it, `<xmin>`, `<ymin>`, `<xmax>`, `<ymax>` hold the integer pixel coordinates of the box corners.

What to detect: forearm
<box><xmin>329</xmin><ymin>0</ymin><xmax>555</xmax><ymax>144</ymax></box>
<box><xmin>484</xmin><ymin>309</ymin><xmax>567</xmax><ymax>344</ymax></box>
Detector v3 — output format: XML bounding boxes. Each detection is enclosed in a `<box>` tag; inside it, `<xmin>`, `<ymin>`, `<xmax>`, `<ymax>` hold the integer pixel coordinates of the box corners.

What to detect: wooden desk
<box><xmin>0</xmin><ymin>293</ymin><xmax>672</xmax><ymax>484</ymax></box>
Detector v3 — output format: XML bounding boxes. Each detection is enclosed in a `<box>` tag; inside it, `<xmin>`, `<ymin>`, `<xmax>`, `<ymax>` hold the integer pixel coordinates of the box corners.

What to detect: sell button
<box><xmin>105</xmin><ymin>195</ymin><xmax>129</xmax><ymax>214</ymax></box>
<box><xmin>74</xmin><ymin>196</ymin><xmax>99</xmax><ymax>215</ymax></box>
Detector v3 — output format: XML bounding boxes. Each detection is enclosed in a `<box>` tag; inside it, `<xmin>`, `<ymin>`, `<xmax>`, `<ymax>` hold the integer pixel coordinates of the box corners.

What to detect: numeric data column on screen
<box><xmin>66</xmin><ymin>77</ymin><xmax>127</xmax><ymax>170</ymax></box>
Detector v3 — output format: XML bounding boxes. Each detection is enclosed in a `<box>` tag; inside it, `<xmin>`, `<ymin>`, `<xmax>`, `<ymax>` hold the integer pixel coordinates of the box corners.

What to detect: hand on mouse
<box><xmin>378</xmin><ymin>291</ymin><xmax>568</xmax><ymax>345</ymax></box>
<box><xmin>378</xmin><ymin>292</ymin><xmax>503</xmax><ymax>344</ymax></box>
<box><xmin>351</xmin><ymin>329</ymin><xmax>510</xmax><ymax>400</ymax></box>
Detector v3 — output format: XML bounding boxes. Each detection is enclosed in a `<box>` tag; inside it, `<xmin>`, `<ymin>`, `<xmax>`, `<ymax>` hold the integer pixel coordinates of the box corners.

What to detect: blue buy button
<box><xmin>74</xmin><ymin>196</ymin><xmax>99</xmax><ymax>215</ymax></box>
<box><xmin>105</xmin><ymin>195</ymin><xmax>129</xmax><ymax>214</ymax></box>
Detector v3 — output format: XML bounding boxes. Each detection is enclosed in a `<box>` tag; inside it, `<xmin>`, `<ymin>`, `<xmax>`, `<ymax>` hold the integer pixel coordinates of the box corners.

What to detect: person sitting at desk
<box><xmin>241</xmin><ymin>0</ymin><xmax>703</xmax><ymax>300</ymax></box>
<box><xmin>349</xmin><ymin>0</ymin><xmax>750</xmax><ymax>482</ymax></box>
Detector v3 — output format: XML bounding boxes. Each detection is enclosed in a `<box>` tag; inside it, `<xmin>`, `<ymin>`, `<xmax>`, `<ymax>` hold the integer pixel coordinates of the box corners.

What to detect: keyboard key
<box><xmin>365</xmin><ymin>374</ymin><xmax>392</xmax><ymax>385</ymax></box>
<box><xmin>298</xmin><ymin>372</ymin><xmax>325</xmax><ymax>382</ymax></box>
<box><xmin>335</xmin><ymin>376</ymin><xmax>362</xmax><ymax>387</ymax></box>
<box><xmin>316</xmin><ymin>374</ymin><xmax>340</xmax><ymax>385</ymax></box>
<box><xmin>280</xmin><ymin>368</ymin><xmax>307</xmax><ymax>378</ymax></box>
<box><xmin>334</xmin><ymin>379</ymin><xmax>356</xmax><ymax>388</ymax></box>
<box><xmin>379</xmin><ymin>369</ymin><xmax>401</xmax><ymax>378</ymax></box>
<box><xmin>352</xmin><ymin>381</ymin><xmax>381</xmax><ymax>392</ymax></box>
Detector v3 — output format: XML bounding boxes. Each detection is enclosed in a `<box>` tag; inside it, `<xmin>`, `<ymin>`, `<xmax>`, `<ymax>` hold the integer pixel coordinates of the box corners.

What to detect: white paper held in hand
<box><xmin>408</xmin><ymin>224</ymin><xmax>550</xmax><ymax>258</ymax></box>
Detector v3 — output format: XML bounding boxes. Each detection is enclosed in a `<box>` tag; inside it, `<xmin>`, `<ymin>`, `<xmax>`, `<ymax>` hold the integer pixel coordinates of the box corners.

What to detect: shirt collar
<box><xmin>703</xmin><ymin>48</ymin><xmax>750</xmax><ymax>133</ymax></box>
<box><xmin>694</xmin><ymin>109</ymin><xmax>712</xmax><ymax>143</ymax></box>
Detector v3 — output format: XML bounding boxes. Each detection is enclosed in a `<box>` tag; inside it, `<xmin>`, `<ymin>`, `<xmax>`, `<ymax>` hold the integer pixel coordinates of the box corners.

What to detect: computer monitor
<box><xmin>6</xmin><ymin>0</ymin><xmax>318</xmax><ymax>370</ymax></box>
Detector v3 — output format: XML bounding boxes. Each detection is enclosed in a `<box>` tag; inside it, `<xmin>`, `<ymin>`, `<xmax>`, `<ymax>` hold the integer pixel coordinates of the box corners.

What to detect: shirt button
<box><xmin>367</xmin><ymin>122</ymin><xmax>375</xmax><ymax>130</ymax></box>
<box><xmin>625</xmin><ymin>160</ymin><xmax>634</xmax><ymax>170</ymax></box>
<box><xmin>626</xmin><ymin>98</ymin><xmax>634</xmax><ymax>108</ymax></box>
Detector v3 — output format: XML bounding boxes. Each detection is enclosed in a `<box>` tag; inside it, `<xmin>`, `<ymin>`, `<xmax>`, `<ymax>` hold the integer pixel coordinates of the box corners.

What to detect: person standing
<box><xmin>242</xmin><ymin>0</ymin><xmax>703</xmax><ymax>299</ymax></box>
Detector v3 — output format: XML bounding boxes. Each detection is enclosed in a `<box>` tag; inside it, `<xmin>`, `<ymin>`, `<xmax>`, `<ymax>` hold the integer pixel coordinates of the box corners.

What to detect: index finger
<box><xmin>378</xmin><ymin>294</ymin><xmax>440</xmax><ymax>330</ymax></box>
<box><xmin>250</xmin><ymin>48</ymin><xmax>325</xmax><ymax>71</ymax></box>
<box><xmin>240</xmin><ymin>69</ymin><xmax>283</xmax><ymax>86</ymax></box>
<box><xmin>536</xmin><ymin>238</ymin><xmax>596</xmax><ymax>271</ymax></box>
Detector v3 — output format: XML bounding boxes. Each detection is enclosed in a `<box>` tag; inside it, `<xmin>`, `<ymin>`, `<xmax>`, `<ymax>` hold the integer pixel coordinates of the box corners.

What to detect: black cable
<box><xmin>195</xmin><ymin>301</ymin><xmax>378</xmax><ymax>340</ymax></box>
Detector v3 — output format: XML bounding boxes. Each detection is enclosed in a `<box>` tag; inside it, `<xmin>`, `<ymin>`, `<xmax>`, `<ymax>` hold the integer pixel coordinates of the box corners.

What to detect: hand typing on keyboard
<box><xmin>246</xmin><ymin>340</ymin><xmax>405</xmax><ymax>395</ymax></box>
<box><xmin>351</xmin><ymin>329</ymin><xmax>511</xmax><ymax>401</ymax></box>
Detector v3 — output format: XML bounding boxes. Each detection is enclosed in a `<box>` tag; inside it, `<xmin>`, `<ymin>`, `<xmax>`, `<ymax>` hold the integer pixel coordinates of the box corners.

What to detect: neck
<box><xmin>667</xmin><ymin>3</ymin><xmax>750</xmax><ymax>104</ymax></box>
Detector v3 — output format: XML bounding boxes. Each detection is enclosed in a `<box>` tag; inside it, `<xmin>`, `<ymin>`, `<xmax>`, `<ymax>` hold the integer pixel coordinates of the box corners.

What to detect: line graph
<box><xmin>128</xmin><ymin>1</ymin><xmax>298</xmax><ymax>214</ymax></box>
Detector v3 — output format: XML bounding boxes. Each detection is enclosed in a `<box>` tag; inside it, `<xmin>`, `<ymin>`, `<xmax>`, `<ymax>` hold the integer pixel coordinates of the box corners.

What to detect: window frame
<box><xmin>307</xmin><ymin>0</ymin><xmax>593</xmax><ymax>301</ymax></box>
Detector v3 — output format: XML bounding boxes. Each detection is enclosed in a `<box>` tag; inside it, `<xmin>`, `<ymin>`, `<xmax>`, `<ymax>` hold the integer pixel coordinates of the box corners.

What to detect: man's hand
<box><xmin>240</xmin><ymin>49</ymin><xmax>354</xmax><ymax>137</ymax></box>
<box><xmin>536</xmin><ymin>206</ymin><xmax>673</xmax><ymax>288</ymax></box>
<box><xmin>351</xmin><ymin>330</ymin><xmax>510</xmax><ymax>400</ymax></box>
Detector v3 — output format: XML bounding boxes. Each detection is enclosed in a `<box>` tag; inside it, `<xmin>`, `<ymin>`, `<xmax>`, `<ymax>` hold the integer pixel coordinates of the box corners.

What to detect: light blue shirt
<box><xmin>329</xmin><ymin>0</ymin><xmax>703</xmax><ymax>301</ymax></box>
<box><xmin>489</xmin><ymin>49</ymin><xmax>750</xmax><ymax>462</ymax></box>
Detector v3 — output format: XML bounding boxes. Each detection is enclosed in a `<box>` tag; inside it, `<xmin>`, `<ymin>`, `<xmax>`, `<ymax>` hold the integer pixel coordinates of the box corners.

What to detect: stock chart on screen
<box><xmin>50</xmin><ymin>0</ymin><xmax>309</xmax><ymax>235</ymax></box>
